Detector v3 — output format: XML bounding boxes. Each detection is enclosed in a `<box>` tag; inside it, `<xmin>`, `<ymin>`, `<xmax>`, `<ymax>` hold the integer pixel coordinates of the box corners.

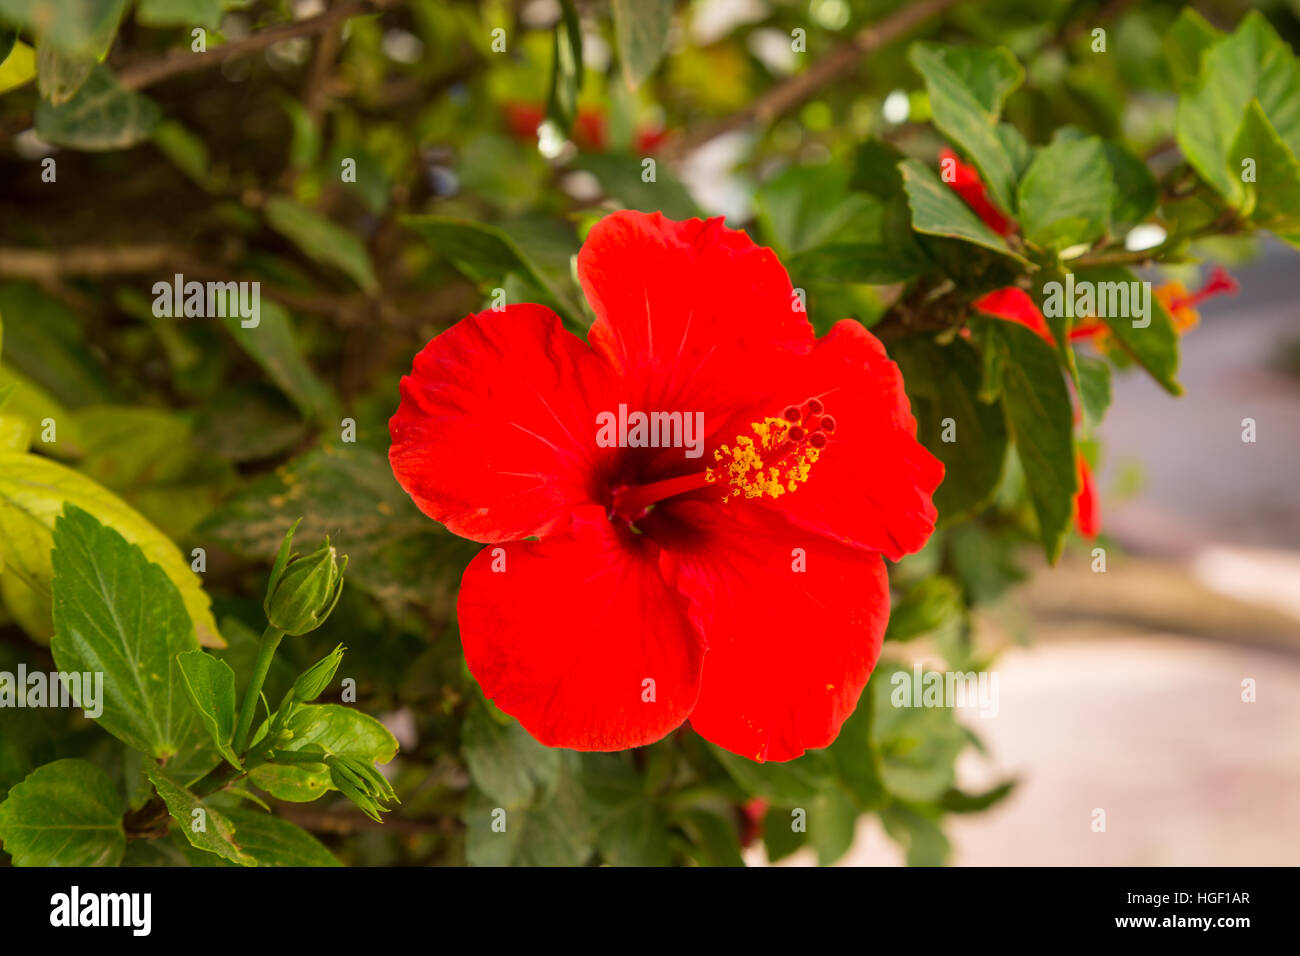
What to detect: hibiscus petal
<box><xmin>652</xmin><ymin>501</ymin><xmax>888</xmax><ymax>762</ymax></box>
<box><xmin>389</xmin><ymin>303</ymin><xmax>617</xmax><ymax>543</ymax></box>
<box><xmin>457</xmin><ymin>508</ymin><xmax>704</xmax><ymax>751</ymax></box>
<box><xmin>577</xmin><ymin>210</ymin><xmax>814</xmax><ymax>473</ymax></box>
<box><xmin>760</xmin><ymin>320</ymin><xmax>943</xmax><ymax>561</ymax></box>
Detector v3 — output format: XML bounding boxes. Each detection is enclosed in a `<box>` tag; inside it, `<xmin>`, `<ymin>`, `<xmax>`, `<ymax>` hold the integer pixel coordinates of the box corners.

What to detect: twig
<box><xmin>116</xmin><ymin>1</ymin><xmax>395</xmax><ymax>92</ymax></box>
<box><xmin>659</xmin><ymin>0</ymin><xmax>961</xmax><ymax>160</ymax></box>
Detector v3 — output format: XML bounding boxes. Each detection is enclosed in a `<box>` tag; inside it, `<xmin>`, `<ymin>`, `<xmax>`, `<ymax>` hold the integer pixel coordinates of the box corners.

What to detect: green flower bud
<box><xmin>264</xmin><ymin>520</ymin><xmax>347</xmax><ymax>636</ymax></box>
<box><xmin>291</xmin><ymin>644</ymin><xmax>346</xmax><ymax>703</ymax></box>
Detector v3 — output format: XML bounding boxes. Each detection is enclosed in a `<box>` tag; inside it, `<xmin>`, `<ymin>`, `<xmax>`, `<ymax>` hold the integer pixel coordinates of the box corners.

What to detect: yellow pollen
<box><xmin>704</xmin><ymin>416</ymin><xmax>821</xmax><ymax>502</ymax></box>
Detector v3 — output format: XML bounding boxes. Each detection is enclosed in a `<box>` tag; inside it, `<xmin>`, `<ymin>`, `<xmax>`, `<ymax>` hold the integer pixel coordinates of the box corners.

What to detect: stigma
<box><xmin>706</xmin><ymin>398</ymin><xmax>833</xmax><ymax>502</ymax></box>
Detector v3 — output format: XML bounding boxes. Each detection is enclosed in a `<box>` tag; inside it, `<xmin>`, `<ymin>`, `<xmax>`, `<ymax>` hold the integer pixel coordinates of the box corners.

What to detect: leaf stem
<box><xmin>233</xmin><ymin>625</ymin><xmax>286</xmax><ymax>753</ymax></box>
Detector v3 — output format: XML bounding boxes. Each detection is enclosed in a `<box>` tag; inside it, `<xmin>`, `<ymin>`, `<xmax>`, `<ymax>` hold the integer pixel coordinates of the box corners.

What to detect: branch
<box><xmin>659</xmin><ymin>0</ymin><xmax>961</xmax><ymax>160</ymax></box>
<box><xmin>116</xmin><ymin>0</ymin><xmax>396</xmax><ymax>92</ymax></box>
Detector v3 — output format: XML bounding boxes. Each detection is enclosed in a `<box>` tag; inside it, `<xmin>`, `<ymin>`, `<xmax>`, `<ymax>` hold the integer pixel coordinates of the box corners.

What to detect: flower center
<box><xmin>608</xmin><ymin>397</ymin><xmax>831</xmax><ymax>522</ymax></box>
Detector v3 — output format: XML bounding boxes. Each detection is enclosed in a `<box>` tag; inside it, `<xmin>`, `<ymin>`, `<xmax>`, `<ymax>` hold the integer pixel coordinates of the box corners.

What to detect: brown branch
<box><xmin>659</xmin><ymin>0</ymin><xmax>961</xmax><ymax>160</ymax></box>
<box><xmin>116</xmin><ymin>0</ymin><xmax>396</xmax><ymax>92</ymax></box>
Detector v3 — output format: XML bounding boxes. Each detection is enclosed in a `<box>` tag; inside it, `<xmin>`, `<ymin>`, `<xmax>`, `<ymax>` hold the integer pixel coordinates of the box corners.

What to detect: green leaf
<box><xmin>892</xmin><ymin>334</ymin><xmax>1008</xmax><ymax>522</ymax></box>
<box><xmin>35</xmin><ymin>64</ymin><xmax>160</xmax><ymax>151</ymax></box>
<box><xmin>1016</xmin><ymin>134</ymin><xmax>1114</xmax><ymax>249</ymax></box>
<box><xmin>908</xmin><ymin>42</ymin><xmax>1024</xmax><ymax>214</ymax></box>
<box><xmin>1076</xmin><ymin>354</ymin><xmax>1112</xmax><ymax>432</ymax></box>
<box><xmin>762</xmin><ymin>804</ymin><xmax>808</xmax><ymax>862</ymax></box>
<box><xmin>0</xmin><ymin>0</ymin><xmax>125</xmax><ymax>57</ymax></box>
<box><xmin>35</xmin><ymin>41</ymin><xmax>93</xmax><ymax>105</ymax></box>
<box><xmin>464</xmin><ymin>755</ymin><xmax>591</xmax><ymax>866</ymax></box>
<box><xmin>675</xmin><ymin>809</ymin><xmax>744</xmax><ymax>867</ymax></box>
<box><xmin>880</xmin><ymin>803</ymin><xmax>950</xmax><ymax>866</ymax></box>
<box><xmin>612</xmin><ymin>0</ymin><xmax>671</xmax><ymax>89</ymax></box>
<box><xmin>1175</xmin><ymin>11</ymin><xmax>1300</xmax><ymax>207</ymax></box>
<box><xmin>0</xmin><ymin>361</ymin><xmax>85</xmax><ymax>458</ymax></box>
<box><xmin>581</xmin><ymin>754</ymin><xmax>672</xmax><ymax>866</ymax></box>
<box><xmin>545</xmin><ymin>0</ymin><xmax>583</xmax><ymax>135</ymax></box>
<box><xmin>0</xmin><ymin>282</ymin><xmax>112</xmax><ymax>407</ymax></box>
<box><xmin>984</xmin><ymin>319</ymin><xmax>1078</xmax><ymax>561</ymax></box>
<box><xmin>402</xmin><ymin>215</ymin><xmax>583</xmax><ymax>326</ymax></box>
<box><xmin>144</xmin><ymin>761</ymin><xmax>254</xmax><ymax>866</ymax></box>
<box><xmin>870</xmin><ymin>664</ymin><xmax>968</xmax><ymax>803</ymax></box>
<box><xmin>177</xmin><ymin>651</ymin><xmax>242</xmax><ymax>770</ymax></box>
<box><xmin>50</xmin><ymin>504</ymin><xmax>199</xmax><ymax>758</ymax></box>
<box><xmin>899</xmin><ymin>159</ymin><xmax>1025</xmax><ymax>262</ymax></box>
<box><xmin>1075</xmin><ymin>265</ymin><xmax>1182</xmax><ymax>395</ymax></box>
<box><xmin>807</xmin><ymin>786</ymin><xmax>859</xmax><ymax>865</ymax></box>
<box><xmin>220</xmin><ymin>808</ymin><xmax>340</xmax><ymax>867</ymax></box>
<box><xmin>573</xmin><ymin>152</ymin><xmax>700</xmax><ymax>220</ymax></box>
<box><xmin>0</xmin><ymin>759</ymin><xmax>125</xmax><ymax>866</ymax></box>
<box><xmin>263</xmin><ymin>196</ymin><xmax>378</xmax><ymax>292</ymax></box>
<box><xmin>463</xmin><ymin>703</ymin><xmax>560</xmax><ymax>809</ymax></box>
<box><xmin>1102</xmin><ymin>142</ymin><xmax>1158</xmax><ymax>230</ymax></box>
<box><xmin>0</xmin><ymin>452</ymin><xmax>222</xmax><ymax>646</ymax></box>
<box><xmin>886</xmin><ymin>577</ymin><xmax>963</xmax><ymax>643</ymax></box>
<box><xmin>1164</xmin><ymin>8</ymin><xmax>1221</xmax><ymax>93</ymax></box>
<box><xmin>136</xmin><ymin>0</ymin><xmax>224</xmax><ymax>32</ymax></box>
<box><xmin>218</xmin><ymin>298</ymin><xmax>339</xmax><ymax>422</ymax></box>
<box><xmin>710</xmin><ymin>744</ymin><xmax>836</xmax><ymax>804</ymax></box>
<box><xmin>0</xmin><ymin>25</ymin><xmax>15</xmax><ymax>65</ymax></box>
<box><xmin>940</xmin><ymin>779</ymin><xmax>1016</xmax><ymax>813</ymax></box>
<box><xmin>199</xmin><ymin>445</ymin><xmax>475</xmax><ymax>614</ymax></box>
<box><xmin>825</xmin><ymin>692</ymin><xmax>886</xmax><ymax>811</ymax></box>
<box><xmin>756</xmin><ymin>163</ymin><xmax>882</xmax><ymax>257</ymax></box>
<box><xmin>1230</xmin><ymin>99</ymin><xmax>1300</xmax><ymax>233</ymax></box>
<box><xmin>249</xmin><ymin>704</ymin><xmax>397</xmax><ymax>802</ymax></box>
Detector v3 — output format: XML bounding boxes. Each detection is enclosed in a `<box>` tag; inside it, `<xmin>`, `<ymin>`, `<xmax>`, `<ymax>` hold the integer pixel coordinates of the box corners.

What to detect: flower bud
<box><xmin>264</xmin><ymin>520</ymin><xmax>347</xmax><ymax>636</ymax></box>
<box><xmin>291</xmin><ymin>644</ymin><xmax>346</xmax><ymax>703</ymax></box>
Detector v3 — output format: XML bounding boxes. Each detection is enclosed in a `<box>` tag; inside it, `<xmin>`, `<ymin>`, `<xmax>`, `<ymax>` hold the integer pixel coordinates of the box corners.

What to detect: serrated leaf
<box><xmin>1230</xmin><ymin>99</ymin><xmax>1300</xmax><ymax>233</ymax></box>
<box><xmin>50</xmin><ymin>504</ymin><xmax>199</xmax><ymax>757</ymax></box>
<box><xmin>899</xmin><ymin>159</ymin><xmax>1025</xmax><ymax>262</ymax></box>
<box><xmin>221</xmin><ymin>808</ymin><xmax>340</xmax><ymax>866</ymax></box>
<box><xmin>463</xmin><ymin>754</ymin><xmax>591</xmax><ymax>866</ymax></box>
<box><xmin>0</xmin><ymin>759</ymin><xmax>124</xmax><ymax>866</ymax></box>
<box><xmin>35</xmin><ymin>42</ymin><xmax>92</xmax><ymax>105</ymax></box>
<box><xmin>1016</xmin><ymin>134</ymin><xmax>1113</xmax><ymax>249</ymax></box>
<box><xmin>908</xmin><ymin>42</ymin><xmax>1024</xmax><ymax>214</ymax></box>
<box><xmin>1165</xmin><ymin>8</ymin><xmax>1221</xmax><ymax>93</ymax></box>
<box><xmin>144</xmin><ymin>761</ymin><xmax>254</xmax><ymax>866</ymax></box>
<box><xmin>1175</xmin><ymin>11</ymin><xmax>1300</xmax><ymax>207</ymax></box>
<box><xmin>177</xmin><ymin>651</ymin><xmax>242</xmax><ymax>770</ymax></box>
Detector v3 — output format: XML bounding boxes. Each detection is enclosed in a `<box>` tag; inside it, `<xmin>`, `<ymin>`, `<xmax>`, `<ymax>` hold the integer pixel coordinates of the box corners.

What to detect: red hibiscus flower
<box><xmin>389</xmin><ymin>211</ymin><xmax>942</xmax><ymax>761</ymax></box>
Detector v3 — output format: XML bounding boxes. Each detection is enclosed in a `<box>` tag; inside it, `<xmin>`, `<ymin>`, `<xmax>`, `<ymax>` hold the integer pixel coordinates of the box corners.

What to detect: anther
<box><xmin>782</xmin><ymin>405</ymin><xmax>801</xmax><ymax>423</ymax></box>
<box><xmin>806</xmin><ymin>397</ymin><xmax>824</xmax><ymax>415</ymax></box>
<box><xmin>819</xmin><ymin>415</ymin><xmax>836</xmax><ymax>433</ymax></box>
<box><xmin>787</xmin><ymin>425</ymin><xmax>806</xmax><ymax>442</ymax></box>
<box><xmin>808</xmin><ymin>432</ymin><xmax>827</xmax><ymax>449</ymax></box>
